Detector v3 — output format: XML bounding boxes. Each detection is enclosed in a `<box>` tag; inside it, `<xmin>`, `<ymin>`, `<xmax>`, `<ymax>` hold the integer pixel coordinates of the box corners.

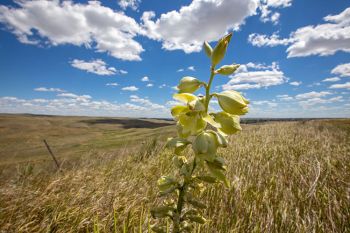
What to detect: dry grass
<box><xmin>0</xmin><ymin>119</ymin><xmax>349</xmax><ymax>232</ymax></box>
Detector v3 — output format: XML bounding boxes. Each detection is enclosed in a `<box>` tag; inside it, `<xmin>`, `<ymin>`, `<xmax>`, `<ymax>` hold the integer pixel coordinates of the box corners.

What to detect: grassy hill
<box><xmin>0</xmin><ymin>115</ymin><xmax>349</xmax><ymax>232</ymax></box>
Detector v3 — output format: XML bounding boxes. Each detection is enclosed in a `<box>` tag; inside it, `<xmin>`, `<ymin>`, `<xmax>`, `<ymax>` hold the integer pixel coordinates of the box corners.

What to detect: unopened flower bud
<box><xmin>203</xmin><ymin>41</ymin><xmax>213</xmax><ymax>58</ymax></box>
<box><xmin>216</xmin><ymin>64</ymin><xmax>240</xmax><ymax>76</ymax></box>
<box><xmin>177</xmin><ymin>76</ymin><xmax>202</xmax><ymax>93</ymax></box>
<box><xmin>212</xmin><ymin>33</ymin><xmax>232</xmax><ymax>66</ymax></box>
<box><xmin>215</xmin><ymin>90</ymin><xmax>249</xmax><ymax>115</ymax></box>
<box><xmin>192</xmin><ymin>131</ymin><xmax>218</xmax><ymax>161</ymax></box>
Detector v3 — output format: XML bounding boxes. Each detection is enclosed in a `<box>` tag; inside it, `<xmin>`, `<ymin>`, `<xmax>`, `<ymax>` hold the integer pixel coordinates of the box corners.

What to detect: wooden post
<box><xmin>43</xmin><ymin>139</ymin><xmax>61</xmax><ymax>171</ymax></box>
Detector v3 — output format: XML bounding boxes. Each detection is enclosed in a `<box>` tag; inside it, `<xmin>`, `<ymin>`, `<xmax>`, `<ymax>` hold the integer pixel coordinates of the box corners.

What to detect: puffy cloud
<box><xmin>187</xmin><ymin>66</ymin><xmax>195</xmax><ymax>71</ymax></box>
<box><xmin>248</xmin><ymin>33</ymin><xmax>293</xmax><ymax>47</ymax></box>
<box><xmin>122</xmin><ymin>86</ymin><xmax>139</xmax><ymax>91</ymax></box>
<box><xmin>298</xmin><ymin>96</ymin><xmax>343</xmax><ymax>107</ymax></box>
<box><xmin>71</xmin><ymin>59</ymin><xmax>123</xmax><ymax>76</ymax></box>
<box><xmin>57</xmin><ymin>93</ymin><xmax>92</xmax><ymax>102</ymax></box>
<box><xmin>222</xmin><ymin>62</ymin><xmax>288</xmax><ymax>90</ymax></box>
<box><xmin>289</xmin><ymin>81</ymin><xmax>302</xmax><ymax>86</ymax></box>
<box><xmin>248</xmin><ymin>7</ymin><xmax>350</xmax><ymax>57</ymax></box>
<box><xmin>0</xmin><ymin>1</ymin><xmax>143</xmax><ymax>61</ymax></box>
<box><xmin>106</xmin><ymin>83</ymin><xmax>119</xmax><ymax>86</ymax></box>
<box><xmin>322</xmin><ymin>77</ymin><xmax>340</xmax><ymax>82</ymax></box>
<box><xmin>276</xmin><ymin>94</ymin><xmax>293</xmax><ymax>101</ymax></box>
<box><xmin>129</xmin><ymin>95</ymin><xmax>166</xmax><ymax>110</ymax></box>
<box><xmin>141</xmin><ymin>76</ymin><xmax>150</xmax><ymax>82</ymax></box>
<box><xmin>34</xmin><ymin>87</ymin><xmax>65</xmax><ymax>92</ymax></box>
<box><xmin>118</xmin><ymin>0</ymin><xmax>140</xmax><ymax>11</ymax></box>
<box><xmin>331</xmin><ymin>63</ymin><xmax>350</xmax><ymax>77</ymax></box>
<box><xmin>329</xmin><ymin>82</ymin><xmax>350</xmax><ymax>89</ymax></box>
<box><xmin>141</xmin><ymin>0</ymin><xmax>258</xmax><ymax>53</ymax></box>
<box><xmin>146</xmin><ymin>83</ymin><xmax>153</xmax><ymax>87</ymax></box>
<box><xmin>295</xmin><ymin>91</ymin><xmax>332</xmax><ymax>100</ymax></box>
<box><xmin>252</xmin><ymin>100</ymin><xmax>277</xmax><ymax>107</ymax></box>
<box><xmin>259</xmin><ymin>0</ymin><xmax>292</xmax><ymax>24</ymax></box>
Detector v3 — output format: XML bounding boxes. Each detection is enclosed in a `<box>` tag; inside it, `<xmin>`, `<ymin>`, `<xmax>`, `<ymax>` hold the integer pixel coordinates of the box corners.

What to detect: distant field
<box><xmin>0</xmin><ymin>114</ymin><xmax>175</xmax><ymax>166</ymax></box>
<box><xmin>0</xmin><ymin>115</ymin><xmax>349</xmax><ymax>232</ymax></box>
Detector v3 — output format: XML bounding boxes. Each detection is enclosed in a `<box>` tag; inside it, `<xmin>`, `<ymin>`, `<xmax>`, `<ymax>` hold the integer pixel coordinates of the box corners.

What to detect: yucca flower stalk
<box><xmin>151</xmin><ymin>33</ymin><xmax>249</xmax><ymax>233</ymax></box>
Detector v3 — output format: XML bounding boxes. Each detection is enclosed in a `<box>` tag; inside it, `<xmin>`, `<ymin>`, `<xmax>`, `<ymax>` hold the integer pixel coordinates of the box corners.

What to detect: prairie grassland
<box><xmin>0</xmin><ymin>118</ymin><xmax>349</xmax><ymax>232</ymax></box>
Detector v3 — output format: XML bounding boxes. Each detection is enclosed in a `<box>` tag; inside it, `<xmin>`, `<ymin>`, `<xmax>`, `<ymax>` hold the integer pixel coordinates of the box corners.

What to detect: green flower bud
<box><xmin>203</xmin><ymin>41</ymin><xmax>212</xmax><ymax>58</ymax></box>
<box><xmin>215</xmin><ymin>90</ymin><xmax>249</xmax><ymax>115</ymax></box>
<box><xmin>192</xmin><ymin>131</ymin><xmax>218</xmax><ymax>161</ymax></box>
<box><xmin>187</xmin><ymin>215</ymin><xmax>206</xmax><ymax>224</ymax></box>
<box><xmin>178</xmin><ymin>113</ymin><xmax>207</xmax><ymax>135</ymax></box>
<box><xmin>211</xmin><ymin>33</ymin><xmax>232</xmax><ymax>66</ymax></box>
<box><xmin>157</xmin><ymin>176</ymin><xmax>177</xmax><ymax>192</ymax></box>
<box><xmin>151</xmin><ymin>206</ymin><xmax>175</xmax><ymax>218</ymax></box>
<box><xmin>213</xmin><ymin>112</ymin><xmax>242</xmax><ymax>135</ymax></box>
<box><xmin>188</xmin><ymin>99</ymin><xmax>205</xmax><ymax>112</ymax></box>
<box><xmin>216</xmin><ymin>64</ymin><xmax>240</xmax><ymax>76</ymax></box>
<box><xmin>171</xmin><ymin>105</ymin><xmax>188</xmax><ymax>117</ymax></box>
<box><xmin>177</xmin><ymin>76</ymin><xmax>202</xmax><ymax>93</ymax></box>
<box><xmin>206</xmin><ymin>162</ymin><xmax>230</xmax><ymax>188</ymax></box>
<box><xmin>172</xmin><ymin>155</ymin><xmax>187</xmax><ymax>168</ymax></box>
<box><xmin>176</xmin><ymin>122</ymin><xmax>191</xmax><ymax>138</ymax></box>
<box><xmin>187</xmin><ymin>198</ymin><xmax>207</xmax><ymax>209</ymax></box>
<box><xmin>196</xmin><ymin>175</ymin><xmax>217</xmax><ymax>183</ymax></box>
<box><xmin>173</xmin><ymin>93</ymin><xmax>197</xmax><ymax>103</ymax></box>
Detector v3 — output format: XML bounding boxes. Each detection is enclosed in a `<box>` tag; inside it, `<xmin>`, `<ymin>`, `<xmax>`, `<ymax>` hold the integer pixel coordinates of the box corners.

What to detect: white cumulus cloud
<box><xmin>141</xmin><ymin>0</ymin><xmax>258</xmax><ymax>53</ymax></box>
<box><xmin>222</xmin><ymin>62</ymin><xmax>288</xmax><ymax>90</ymax></box>
<box><xmin>322</xmin><ymin>77</ymin><xmax>340</xmax><ymax>82</ymax></box>
<box><xmin>141</xmin><ymin>76</ymin><xmax>150</xmax><ymax>82</ymax></box>
<box><xmin>34</xmin><ymin>87</ymin><xmax>65</xmax><ymax>92</ymax></box>
<box><xmin>118</xmin><ymin>0</ymin><xmax>140</xmax><ymax>11</ymax></box>
<box><xmin>329</xmin><ymin>82</ymin><xmax>350</xmax><ymax>90</ymax></box>
<box><xmin>0</xmin><ymin>1</ymin><xmax>144</xmax><ymax>61</ymax></box>
<box><xmin>248</xmin><ymin>7</ymin><xmax>350</xmax><ymax>58</ymax></box>
<box><xmin>122</xmin><ymin>86</ymin><xmax>139</xmax><ymax>91</ymax></box>
<box><xmin>71</xmin><ymin>59</ymin><xmax>121</xmax><ymax>76</ymax></box>
<box><xmin>295</xmin><ymin>91</ymin><xmax>332</xmax><ymax>100</ymax></box>
<box><xmin>289</xmin><ymin>81</ymin><xmax>302</xmax><ymax>86</ymax></box>
<box><xmin>331</xmin><ymin>63</ymin><xmax>350</xmax><ymax>77</ymax></box>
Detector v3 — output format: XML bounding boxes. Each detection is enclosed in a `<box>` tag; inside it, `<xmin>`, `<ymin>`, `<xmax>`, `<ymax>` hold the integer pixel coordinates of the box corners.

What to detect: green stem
<box><xmin>173</xmin><ymin>66</ymin><xmax>215</xmax><ymax>233</ymax></box>
<box><xmin>173</xmin><ymin>159</ymin><xmax>197</xmax><ymax>233</ymax></box>
<box><xmin>205</xmin><ymin>66</ymin><xmax>215</xmax><ymax>112</ymax></box>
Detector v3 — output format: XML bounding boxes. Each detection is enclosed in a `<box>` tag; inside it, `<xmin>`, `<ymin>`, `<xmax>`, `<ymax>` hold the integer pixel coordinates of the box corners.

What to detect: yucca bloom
<box><xmin>212</xmin><ymin>112</ymin><xmax>241</xmax><ymax>135</ymax></box>
<box><xmin>171</xmin><ymin>93</ymin><xmax>207</xmax><ymax>136</ymax></box>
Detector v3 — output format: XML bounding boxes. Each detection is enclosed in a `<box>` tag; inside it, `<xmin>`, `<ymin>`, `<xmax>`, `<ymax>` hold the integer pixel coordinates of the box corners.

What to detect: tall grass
<box><xmin>0</xmin><ymin>120</ymin><xmax>349</xmax><ymax>232</ymax></box>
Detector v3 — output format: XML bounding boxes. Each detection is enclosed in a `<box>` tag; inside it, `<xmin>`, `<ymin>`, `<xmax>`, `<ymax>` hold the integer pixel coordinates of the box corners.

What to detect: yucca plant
<box><xmin>151</xmin><ymin>33</ymin><xmax>249</xmax><ymax>232</ymax></box>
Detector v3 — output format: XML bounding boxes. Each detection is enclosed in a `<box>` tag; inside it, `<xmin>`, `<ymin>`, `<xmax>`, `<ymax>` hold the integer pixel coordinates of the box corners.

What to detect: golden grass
<box><xmin>0</xmin><ymin>119</ymin><xmax>349</xmax><ymax>232</ymax></box>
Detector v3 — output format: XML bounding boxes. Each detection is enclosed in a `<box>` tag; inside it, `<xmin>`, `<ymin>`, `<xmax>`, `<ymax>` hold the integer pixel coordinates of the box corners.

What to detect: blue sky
<box><xmin>0</xmin><ymin>0</ymin><xmax>349</xmax><ymax>118</ymax></box>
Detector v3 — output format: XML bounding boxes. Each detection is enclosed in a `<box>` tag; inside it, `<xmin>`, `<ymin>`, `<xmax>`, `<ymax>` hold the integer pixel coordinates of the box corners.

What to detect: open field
<box><xmin>0</xmin><ymin>115</ymin><xmax>349</xmax><ymax>232</ymax></box>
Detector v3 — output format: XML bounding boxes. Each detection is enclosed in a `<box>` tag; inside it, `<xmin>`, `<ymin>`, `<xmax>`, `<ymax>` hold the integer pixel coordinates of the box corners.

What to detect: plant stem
<box><xmin>173</xmin><ymin>159</ymin><xmax>197</xmax><ymax>233</ymax></box>
<box><xmin>205</xmin><ymin>66</ymin><xmax>215</xmax><ymax>112</ymax></box>
<box><xmin>173</xmin><ymin>65</ymin><xmax>214</xmax><ymax>232</ymax></box>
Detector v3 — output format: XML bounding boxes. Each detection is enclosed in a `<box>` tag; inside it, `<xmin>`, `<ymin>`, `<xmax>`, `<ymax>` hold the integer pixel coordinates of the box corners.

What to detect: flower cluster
<box><xmin>151</xmin><ymin>33</ymin><xmax>249</xmax><ymax>233</ymax></box>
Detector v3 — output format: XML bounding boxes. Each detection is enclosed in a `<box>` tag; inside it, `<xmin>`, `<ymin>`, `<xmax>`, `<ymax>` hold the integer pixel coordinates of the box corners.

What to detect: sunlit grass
<box><xmin>0</xmin><ymin>120</ymin><xmax>349</xmax><ymax>232</ymax></box>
